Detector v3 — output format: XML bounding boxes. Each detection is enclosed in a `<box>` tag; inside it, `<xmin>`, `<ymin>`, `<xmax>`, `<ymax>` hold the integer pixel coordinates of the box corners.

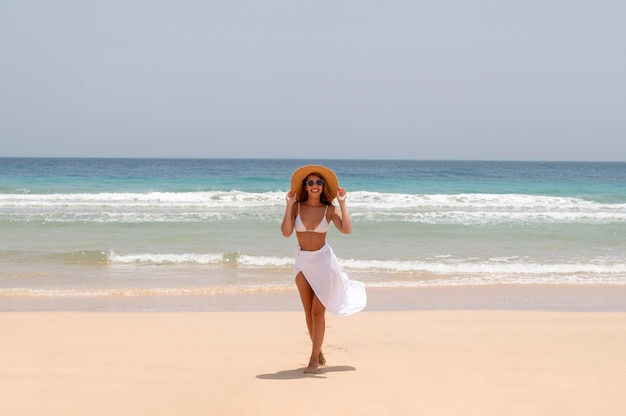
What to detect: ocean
<box><xmin>1</xmin><ymin>158</ymin><xmax>625</xmax><ymax>310</ymax></box>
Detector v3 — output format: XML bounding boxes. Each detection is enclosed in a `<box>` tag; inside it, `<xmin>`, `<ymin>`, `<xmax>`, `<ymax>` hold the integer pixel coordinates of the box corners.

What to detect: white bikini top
<box><xmin>294</xmin><ymin>203</ymin><xmax>330</xmax><ymax>233</ymax></box>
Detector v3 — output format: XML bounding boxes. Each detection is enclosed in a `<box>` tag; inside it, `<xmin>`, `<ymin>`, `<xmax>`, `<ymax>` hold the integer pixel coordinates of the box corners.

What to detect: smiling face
<box><xmin>298</xmin><ymin>172</ymin><xmax>332</xmax><ymax>204</ymax></box>
<box><xmin>305</xmin><ymin>174</ymin><xmax>324</xmax><ymax>198</ymax></box>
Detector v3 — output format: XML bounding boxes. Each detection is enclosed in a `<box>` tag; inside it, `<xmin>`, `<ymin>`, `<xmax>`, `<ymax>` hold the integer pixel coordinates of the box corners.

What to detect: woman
<box><xmin>281</xmin><ymin>165</ymin><xmax>366</xmax><ymax>373</ymax></box>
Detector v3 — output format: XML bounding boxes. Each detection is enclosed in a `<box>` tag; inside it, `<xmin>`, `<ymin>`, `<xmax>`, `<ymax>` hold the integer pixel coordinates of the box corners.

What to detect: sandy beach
<box><xmin>2</xmin><ymin>309</ymin><xmax>625</xmax><ymax>416</ymax></box>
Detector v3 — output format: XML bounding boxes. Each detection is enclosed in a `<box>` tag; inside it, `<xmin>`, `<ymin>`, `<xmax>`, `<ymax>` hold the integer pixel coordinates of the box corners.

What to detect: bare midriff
<box><xmin>296</xmin><ymin>232</ymin><xmax>327</xmax><ymax>251</ymax></box>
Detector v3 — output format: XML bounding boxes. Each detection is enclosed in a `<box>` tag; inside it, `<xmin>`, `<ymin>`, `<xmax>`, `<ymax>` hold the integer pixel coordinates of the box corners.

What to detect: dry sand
<box><xmin>2</xmin><ymin>311</ymin><xmax>625</xmax><ymax>415</ymax></box>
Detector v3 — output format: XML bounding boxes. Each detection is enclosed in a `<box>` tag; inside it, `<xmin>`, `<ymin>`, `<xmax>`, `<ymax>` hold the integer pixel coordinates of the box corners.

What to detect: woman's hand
<box><xmin>336</xmin><ymin>187</ymin><xmax>347</xmax><ymax>203</ymax></box>
<box><xmin>282</xmin><ymin>190</ymin><xmax>297</xmax><ymax>237</ymax></box>
<box><xmin>333</xmin><ymin>187</ymin><xmax>351</xmax><ymax>233</ymax></box>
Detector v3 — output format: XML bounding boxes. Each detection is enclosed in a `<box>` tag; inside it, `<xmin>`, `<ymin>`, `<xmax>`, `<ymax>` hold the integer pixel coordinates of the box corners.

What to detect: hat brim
<box><xmin>290</xmin><ymin>165</ymin><xmax>339</xmax><ymax>202</ymax></box>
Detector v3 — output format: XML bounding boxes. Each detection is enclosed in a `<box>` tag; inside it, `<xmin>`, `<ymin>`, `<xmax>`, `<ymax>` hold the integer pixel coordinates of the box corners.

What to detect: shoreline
<box><xmin>2</xmin><ymin>284</ymin><xmax>626</xmax><ymax>312</ymax></box>
<box><xmin>2</xmin><ymin>310</ymin><xmax>625</xmax><ymax>416</ymax></box>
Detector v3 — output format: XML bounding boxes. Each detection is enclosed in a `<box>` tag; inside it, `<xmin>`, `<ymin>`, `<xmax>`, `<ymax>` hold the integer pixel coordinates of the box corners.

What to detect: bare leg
<box><xmin>295</xmin><ymin>272</ymin><xmax>327</xmax><ymax>373</ymax></box>
<box><xmin>306</xmin><ymin>295</ymin><xmax>326</xmax><ymax>373</ymax></box>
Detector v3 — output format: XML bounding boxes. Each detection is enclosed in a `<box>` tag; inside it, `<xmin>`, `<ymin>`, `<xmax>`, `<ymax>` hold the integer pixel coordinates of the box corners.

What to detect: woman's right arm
<box><xmin>281</xmin><ymin>190</ymin><xmax>297</xmax><ymax>237</ymax></box>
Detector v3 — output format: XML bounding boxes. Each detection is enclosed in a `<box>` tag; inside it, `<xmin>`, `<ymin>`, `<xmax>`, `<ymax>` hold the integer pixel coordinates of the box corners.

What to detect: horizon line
<box><xmin>1</xmin><ymin>156</ymin><xmax>625</xmax><ymax>163</ymax></box>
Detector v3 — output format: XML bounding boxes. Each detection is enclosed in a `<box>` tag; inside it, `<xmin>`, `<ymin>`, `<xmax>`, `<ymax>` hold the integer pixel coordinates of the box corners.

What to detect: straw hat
<box><xmin>290</xmin><ymin>165</ymin><xmax>339</xmax><ymax>201</ymax></box>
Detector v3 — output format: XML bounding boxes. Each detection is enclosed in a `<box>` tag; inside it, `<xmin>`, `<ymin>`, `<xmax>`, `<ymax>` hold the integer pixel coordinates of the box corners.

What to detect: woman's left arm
<box><xmin>332</xmin><ymin>187</ymin><xmax>352</xmax><ymax>234</ymax></box>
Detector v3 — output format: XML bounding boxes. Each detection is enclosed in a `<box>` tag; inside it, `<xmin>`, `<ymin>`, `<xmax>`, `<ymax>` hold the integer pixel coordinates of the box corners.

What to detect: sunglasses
<box><xmin>306</xmin><ymin>179</ymin><xmax>324</xmax><ymax>187</ymax></box>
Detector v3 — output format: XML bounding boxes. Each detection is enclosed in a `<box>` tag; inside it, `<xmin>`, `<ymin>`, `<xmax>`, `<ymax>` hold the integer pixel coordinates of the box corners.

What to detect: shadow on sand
<box><xmin>256</xmin><ymin>365</ymin><xmax>356</xmax><ymax>380</ymax></box>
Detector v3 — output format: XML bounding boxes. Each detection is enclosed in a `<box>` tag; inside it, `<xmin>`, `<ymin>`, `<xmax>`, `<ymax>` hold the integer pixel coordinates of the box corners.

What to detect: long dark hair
<box><xmin>299</xmin><ymin>173</ymin><xmax>333</xmax><ymax>205</ymax></box>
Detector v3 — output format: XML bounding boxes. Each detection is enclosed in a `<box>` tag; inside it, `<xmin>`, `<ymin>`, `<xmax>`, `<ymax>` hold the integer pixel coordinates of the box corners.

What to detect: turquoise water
<box><xmin>1</xmin><ymin>158</ymin><xmax>625</xmax><ymax>302</ymax></box>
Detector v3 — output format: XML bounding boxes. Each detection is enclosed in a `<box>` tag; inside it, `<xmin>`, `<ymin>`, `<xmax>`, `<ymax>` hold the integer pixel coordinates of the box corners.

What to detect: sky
<box><xmin>1</xmin><ymin>1</ymin><xmax>625</xmax><ymax>161</ymax></box>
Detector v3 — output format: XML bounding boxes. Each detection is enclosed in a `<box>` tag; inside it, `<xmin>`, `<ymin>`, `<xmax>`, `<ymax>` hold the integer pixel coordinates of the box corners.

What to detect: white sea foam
<box><xmin>109</xmin><ymin>252</ymin><xmax>225</xmax><ymax>265</ymax></box>
<box><xmin>107</xmin><ymin>252</ymin><xmax>294</xmax><ymax>267</ymax></box>
<box><xmin>103</xmin><ymin>251</ymin><xmax>626</xmax><ymax>284</ymax></box>
<box><xmin>2</xmin><ymin>191</ymin><xmax>626</xmax><ymax>224</ymax></box>
<box><xmin>0</xmin><ymin>191</ymin><xmax>284</xmax><ymax>208</ymax></box>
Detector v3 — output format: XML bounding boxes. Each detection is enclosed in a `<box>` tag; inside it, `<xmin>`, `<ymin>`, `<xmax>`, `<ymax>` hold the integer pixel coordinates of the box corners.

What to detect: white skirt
<box><xmin>294</xmin><ymin>244</ymin><xmax>366</xmax><ymax>316</ymax></box>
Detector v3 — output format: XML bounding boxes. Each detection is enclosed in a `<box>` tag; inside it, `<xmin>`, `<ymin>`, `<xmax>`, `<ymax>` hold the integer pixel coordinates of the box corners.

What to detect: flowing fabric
<box><xmin>294</xmin><ymin>244</ymin><xmax>366</xmax><ymax>316</ymax></box>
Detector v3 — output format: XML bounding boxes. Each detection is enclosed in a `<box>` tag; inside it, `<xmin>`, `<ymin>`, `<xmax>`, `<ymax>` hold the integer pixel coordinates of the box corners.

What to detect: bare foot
<box><xmin>318</xmin><ymin>351</ymin><xmax>326</xmax><ymax>366</ymax></box>
<box><xmin>304</xmin><ymin>365</ymin><xmax>320</xmax><ymax>373</ymax></box>
<box><xmin>304</xmin><ymin>358</ymin><xmax>320</xmax><ymax>373</ymax></box>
